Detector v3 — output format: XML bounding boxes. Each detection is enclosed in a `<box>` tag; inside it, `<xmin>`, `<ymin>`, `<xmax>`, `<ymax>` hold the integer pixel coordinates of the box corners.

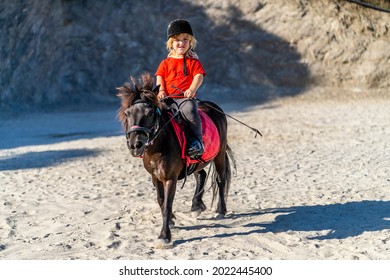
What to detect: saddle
<box><xmin>168</xmin><ymin>109</ymin><xmax>220</xmax><ymax>168</ymax></box>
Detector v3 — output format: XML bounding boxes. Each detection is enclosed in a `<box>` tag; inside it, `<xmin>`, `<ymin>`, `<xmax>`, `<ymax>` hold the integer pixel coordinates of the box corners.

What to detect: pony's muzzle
<box><xmin>132</xmin><ymin>140</ymin><xmax>144</xmax><ymax>150</ymax></box>
<box><xmin>127</xmin><ymin>136</ymin><xmax>146</xmax><ymax>157</ymax></box>
<box><xmin>129</xmin><ymin>145</ymin><xmax>145</xmax><ymax>158</ymax></box>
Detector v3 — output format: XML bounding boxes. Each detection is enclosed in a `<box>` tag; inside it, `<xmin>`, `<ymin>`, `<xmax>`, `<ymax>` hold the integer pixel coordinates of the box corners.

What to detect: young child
<box><xmin>155</xmin><ymin>19</ymin><xmax>206</xmax><ymax>157</ymax></box>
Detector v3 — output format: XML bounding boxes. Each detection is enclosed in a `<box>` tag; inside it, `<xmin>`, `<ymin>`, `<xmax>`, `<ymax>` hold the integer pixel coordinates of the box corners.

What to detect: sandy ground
<box><xmin>1</xmin><ymin>87</ymin><xmax>389</xmax><ymax>260</ymax></box>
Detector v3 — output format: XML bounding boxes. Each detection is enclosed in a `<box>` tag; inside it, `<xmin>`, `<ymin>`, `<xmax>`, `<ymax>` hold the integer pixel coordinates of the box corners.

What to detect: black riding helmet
<box><xmin>166</xmin><ymin>19</ymin><xmax>194</xmax><ymax>77</ymax></box>
<box><xmin>167</xmin><ymin>19</ymin><xmax>193</xmax><ymax>39</ymax></box>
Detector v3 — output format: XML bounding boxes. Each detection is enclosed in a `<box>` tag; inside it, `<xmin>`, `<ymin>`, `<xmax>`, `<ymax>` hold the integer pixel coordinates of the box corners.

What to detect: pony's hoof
<box><xmin>214</xmin><ymin>213</ymin><xmax>225</xmax><ymax>220</ymax></box>
<box><xmin>154</xmin><ymin>239</ymin><xmax>173</xmax><ymax>249</ymax></box>
<box><xmin>191</xmin><ymin>209</ymin><xmax>202</xmax><ymax>218</ymax></box>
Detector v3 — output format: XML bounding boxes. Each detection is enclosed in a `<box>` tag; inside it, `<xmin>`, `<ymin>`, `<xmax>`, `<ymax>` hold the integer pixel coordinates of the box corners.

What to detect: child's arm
<box><xmin>185</xmin><ymin>74</ymin><xmax>204</xmax><ymax>98</ymax></box>
<box><xmin>156</xmin><ymin>75</ymin><xmax>167</xmax><ymax>100</ymax></box>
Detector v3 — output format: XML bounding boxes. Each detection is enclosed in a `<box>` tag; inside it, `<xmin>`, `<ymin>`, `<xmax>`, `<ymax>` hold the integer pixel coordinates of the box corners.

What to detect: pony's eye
<box><xmin>146</xmin><ymin>109</ymin><xmax>154</xmax><ymax>118</ymax></box>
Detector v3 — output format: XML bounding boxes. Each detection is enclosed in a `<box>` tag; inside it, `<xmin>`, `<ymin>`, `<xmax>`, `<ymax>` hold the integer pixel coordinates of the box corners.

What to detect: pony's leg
<box><xmin>153</xmin><ymin>176</ymin><xmax>164</xmax><ymax>212</ymax></box>
<box><xmin>216</xmin><ymin>179</ymin><xmax>227</xmax><ymax>216</ymax></box>
<box><xmin>191</xmin><ymin>169</ymin><xmax>207</xmax><ymax>214</ymax></box>
<box><xmin>153</xmin><ymin>177</ymin><xmax>175</xmax><ymax>228</ymax></box>
<box><xmin>215</xmin><ymin>156</ymin><xmax>228</xmax><ymax>216</ymax></box>
<box><xmin>157</xmin><ymin>179</ymin><xmax>177</xmax><ymax>248</ymax></box>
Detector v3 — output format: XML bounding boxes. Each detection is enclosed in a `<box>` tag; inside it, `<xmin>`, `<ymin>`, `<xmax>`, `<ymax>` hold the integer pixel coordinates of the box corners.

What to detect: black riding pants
<box><xmin>174</xmin><ymin>98</ymin><xmax>203</xmax><ymax>141</ymax></box>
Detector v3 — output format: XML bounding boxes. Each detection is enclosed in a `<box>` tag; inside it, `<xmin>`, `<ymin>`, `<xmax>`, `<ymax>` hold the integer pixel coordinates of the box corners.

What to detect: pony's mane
<box><xmin>117</xmin><ymin>73</ymin><xmax>159</xmax><ymax>130</ymax></box>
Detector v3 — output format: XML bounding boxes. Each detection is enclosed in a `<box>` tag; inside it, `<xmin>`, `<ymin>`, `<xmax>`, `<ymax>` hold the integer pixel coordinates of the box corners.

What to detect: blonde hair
<box><xmin>166</xmin><ymin>33</ymin><xmax>199</xmax><ymax>59</ymax></box>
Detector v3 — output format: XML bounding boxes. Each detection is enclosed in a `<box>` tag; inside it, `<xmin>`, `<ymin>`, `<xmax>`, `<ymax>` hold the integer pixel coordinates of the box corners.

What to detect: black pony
<box><xmin>117</xmin><ymin>73</ymin><xmax>234</xmax><ymax>248</ymax></box>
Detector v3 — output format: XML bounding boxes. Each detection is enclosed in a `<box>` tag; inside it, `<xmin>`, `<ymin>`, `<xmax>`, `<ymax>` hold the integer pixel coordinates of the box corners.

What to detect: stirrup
<box><xmin>188</xmin><ymin>138</ymin><xmax>204</xmax><ymax>157</ymax></box>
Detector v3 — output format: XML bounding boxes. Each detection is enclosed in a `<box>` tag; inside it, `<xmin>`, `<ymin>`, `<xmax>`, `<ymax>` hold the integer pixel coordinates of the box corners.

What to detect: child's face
<box><xmin>172</xmin><ymin>34</ymin><xmax>190</xmax><ymax>57</ymax></box>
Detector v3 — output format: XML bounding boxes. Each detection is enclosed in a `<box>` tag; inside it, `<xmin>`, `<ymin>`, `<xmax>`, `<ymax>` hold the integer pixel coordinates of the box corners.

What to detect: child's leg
<box><xmin>175</xmin><ymin>98</ymin><xmax>204</xmax><ymax>156</ymax></box>
<box><xmin>177</xmin><ymin>99</ymin><xmax>202</xmax><ymax>139</ymax></box>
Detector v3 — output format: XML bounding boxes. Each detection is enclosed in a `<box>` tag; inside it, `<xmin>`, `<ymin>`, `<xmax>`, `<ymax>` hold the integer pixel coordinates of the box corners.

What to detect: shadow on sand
<box><xmin>0</xmin><ymin>108</ymin><xmax>122</xmax><ymax>149</ymax></box>
<box><xmin>0</xmin><ymin>148</ymin><xmax>101</xmax><ymax>171</ymax></box>
<box><xmin>175</xmin><ymin>200</ymin><xmax>390</xmax><ymax>245</ymax></box>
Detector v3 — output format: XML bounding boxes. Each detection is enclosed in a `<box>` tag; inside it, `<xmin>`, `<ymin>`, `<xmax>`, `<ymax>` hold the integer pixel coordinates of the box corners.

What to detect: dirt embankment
<box><xmin>1</xmin><ymin>0</ymin><xmax>388</xmax><ymax>109</ymax></box>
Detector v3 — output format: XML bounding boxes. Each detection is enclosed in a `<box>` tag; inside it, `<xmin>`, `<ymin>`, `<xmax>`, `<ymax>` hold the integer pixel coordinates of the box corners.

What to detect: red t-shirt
<box><xmin>155</xmin><ymin>57</ymin><xmax>206</xmax><ymax>97</ymax></box>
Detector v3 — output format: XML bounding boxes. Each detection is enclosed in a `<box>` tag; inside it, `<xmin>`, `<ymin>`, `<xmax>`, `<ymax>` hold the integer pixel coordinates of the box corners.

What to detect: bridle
<box><xmin>125</xmin><ymin>97</ymin><xmax>181</xmax><ymax>152</ymax></box>
<box><xmin>125</xmin><ymin>98</ymin><xmax>161</xmax><ymax>150</ymax></box>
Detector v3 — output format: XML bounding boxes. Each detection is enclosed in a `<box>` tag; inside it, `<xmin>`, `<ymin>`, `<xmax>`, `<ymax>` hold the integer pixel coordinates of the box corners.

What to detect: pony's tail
<box><xmin>210</xmin><ymin>143</ymin><xmax>236</xmax><ymax>208</ymax></box>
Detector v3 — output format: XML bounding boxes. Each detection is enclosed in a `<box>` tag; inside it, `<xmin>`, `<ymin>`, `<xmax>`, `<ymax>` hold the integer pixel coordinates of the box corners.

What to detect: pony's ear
<box><xmin>152</xmin><ymin>84</ymin><xmax>160</xmax><ymax>95</ymax></box>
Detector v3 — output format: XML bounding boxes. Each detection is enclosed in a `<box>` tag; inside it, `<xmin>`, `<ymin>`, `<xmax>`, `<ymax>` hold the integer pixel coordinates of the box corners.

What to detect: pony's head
<box><xmin>117</xmin><ymin>73</ymin><xmax>161</xmax><ymax>157</ymax></box>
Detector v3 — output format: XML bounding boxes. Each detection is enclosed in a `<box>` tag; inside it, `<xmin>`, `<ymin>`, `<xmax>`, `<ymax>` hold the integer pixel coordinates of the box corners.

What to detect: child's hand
<box><xmin>158</xmin><ymin>91</ymin><xmax>167</xmax><ymax>100</ymax></box>
<box><xmin>184</xmin><ymin>89</ymin><xmax>195</xmax><ymax>98</ymax></box>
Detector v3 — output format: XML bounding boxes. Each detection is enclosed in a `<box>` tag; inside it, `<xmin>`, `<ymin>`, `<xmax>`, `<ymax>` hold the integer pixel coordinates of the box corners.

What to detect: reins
<box><xmin>145</xmin><ymin>109</ymin><xmax>180</xmax><ymax>147</ymax></box>
<box><xmin>125</xmin><ymin>99</ymin><xmax>181</xmax><ymax>148</ymax></box>
<box><xmin>170</xmin><ymin>85</ymin><xmax>262</xmax><ymax>138</ymax></box>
